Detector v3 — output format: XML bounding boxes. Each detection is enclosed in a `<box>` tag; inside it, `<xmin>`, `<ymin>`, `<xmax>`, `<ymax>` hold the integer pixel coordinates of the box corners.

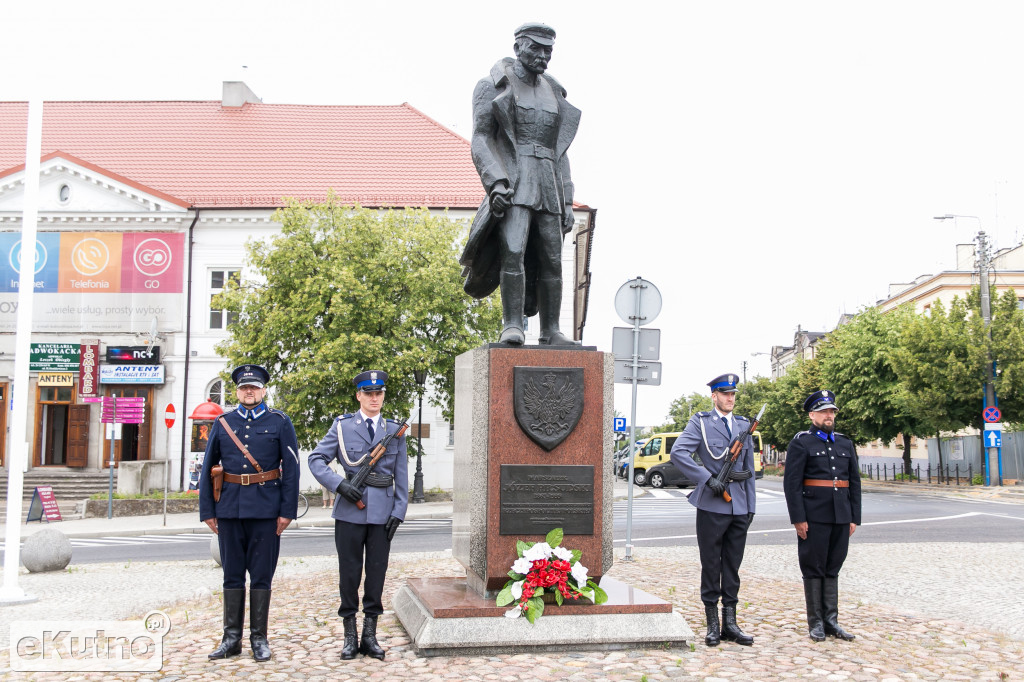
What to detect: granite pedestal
<box><xmin>393</xmin><ymin>344</ymin><xmax>693</xmax><ymax>655</ymax></box>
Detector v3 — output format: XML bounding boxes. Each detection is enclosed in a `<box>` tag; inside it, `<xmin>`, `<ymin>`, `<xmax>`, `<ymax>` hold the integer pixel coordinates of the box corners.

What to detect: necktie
<box><xmin>723</xmin><ymin>417</ymin><xmax>732</xmax><ymax>438</ymax></box>
<box><xmin>366</xmin><ymin>418</ymin><xmax>375</xmax><ymax>440</ymax></box>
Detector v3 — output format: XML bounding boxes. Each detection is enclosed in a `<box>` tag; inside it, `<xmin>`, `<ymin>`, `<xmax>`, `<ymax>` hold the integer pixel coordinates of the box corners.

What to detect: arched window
<box><xmin>207</xmin><ymin>379</ymin><xmax>227</xmax><ymax>407</ymax></box>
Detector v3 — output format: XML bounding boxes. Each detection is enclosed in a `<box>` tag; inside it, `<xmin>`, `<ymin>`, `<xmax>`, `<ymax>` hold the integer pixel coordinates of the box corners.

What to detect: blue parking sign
<box><xmin>613</xmin><ymin>417</ymin><xmax>626</xmax><ymax>433</ymax></box>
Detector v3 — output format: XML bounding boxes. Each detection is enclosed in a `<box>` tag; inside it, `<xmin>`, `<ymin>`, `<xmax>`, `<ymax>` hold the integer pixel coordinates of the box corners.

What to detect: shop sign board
<box><xmin>29</xmin><ymin>343</ymin><xmax>80</xmax><ymax>372</ymax></box>
<box><xmin>38</xmin><ymin>372</ymin><xmax>73</xmax><ymax>387</ymax></box>
<box><xmin>99</xmin><ymin>364</ymin><xmax>164</xmax><ymax>384</ymax></box>
<box><xmin>79</xmin><ymin>341</ymin><xmax>100</xmax><ymax>398</ymax></box>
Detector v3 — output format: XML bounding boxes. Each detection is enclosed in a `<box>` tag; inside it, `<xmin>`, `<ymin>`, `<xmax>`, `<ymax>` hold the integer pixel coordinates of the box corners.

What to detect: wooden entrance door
<box><xmin>66</xmin><ymin>405</ymin><xmax>90</xmax><ymax>467</ymax></box>
<box><xmin>33</xmin><ymin>383</ymin><xmax>76</xmax><ymax>467</ymax></box>
<box><xmin>102</xmin><ymin>386</ymin><xmax>153</xmax><ymax>467</ymax></box>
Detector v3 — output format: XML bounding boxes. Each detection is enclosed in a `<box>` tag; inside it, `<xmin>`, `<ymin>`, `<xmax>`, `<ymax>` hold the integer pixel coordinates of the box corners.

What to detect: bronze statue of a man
<box><xmin>460</xmin><ymin>22</ymin><xmax>581</xmax><ymax>346</ymax></box>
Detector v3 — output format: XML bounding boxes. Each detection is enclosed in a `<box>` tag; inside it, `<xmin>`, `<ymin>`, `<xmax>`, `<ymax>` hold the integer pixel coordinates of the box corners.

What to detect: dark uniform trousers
<box><xmin>219</xmin><ymin>518</ymin><xmax>281</xmax><ymax>590</ymax></box>
<box><xmin>696</xmin><ymin>510</ymin><xmax>753</xmax><ymax>606</ymax></box>
<box><xmin>798</xmin><ymin>521</ymin><xmax>850</xmax><ymax>579</ymax></box>
<box><xmin>335</xmin><ymin>521</ymin><xmax>391</xmax><ymax>617</ymax></box>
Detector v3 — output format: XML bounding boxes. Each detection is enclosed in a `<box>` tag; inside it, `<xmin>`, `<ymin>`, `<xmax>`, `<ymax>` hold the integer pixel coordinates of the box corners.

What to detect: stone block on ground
<box><xmin>21</xmin><ymin>527</ymin><xmax>73</xmax><ymax>572</ymax></box>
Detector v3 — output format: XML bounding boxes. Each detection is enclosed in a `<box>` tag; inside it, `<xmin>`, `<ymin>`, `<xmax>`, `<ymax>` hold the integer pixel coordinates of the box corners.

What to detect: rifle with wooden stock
<box><xmin>348</xmin><ymin>420</ymin><xmax>409</xmax><ymax>510</ymax></box>
<box><xmin>714</xmin><ymin>403</ymin><xmax>766</xmax><ymax>503</ymax></box>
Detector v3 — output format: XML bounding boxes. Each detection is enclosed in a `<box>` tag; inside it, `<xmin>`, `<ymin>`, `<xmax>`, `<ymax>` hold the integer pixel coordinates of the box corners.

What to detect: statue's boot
<box><xmin>823</xmin><ymin>577</ymin><xmax>855</xmax><ymax>641</ymax></box>
<box><xmin>208</xmin><ymin>588</ymin><xmax>244</xmax><ymax>659</ymax></box>
<box><xmin>499</xmin><ymin>270</ymin><xmax>525</xmax><ymax>345</ymax></box>
<box><xmin>804</xmin><ymin>578</ymin><xmax>826</xmax><ymax>642</ymax></box>
<box><xmin>537</xmin><ymin>276</ymin><xmax>579</xmax><ymax>345</ymax></box>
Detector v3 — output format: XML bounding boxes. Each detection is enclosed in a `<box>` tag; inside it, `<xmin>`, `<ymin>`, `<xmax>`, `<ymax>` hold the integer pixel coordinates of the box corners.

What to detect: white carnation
<box><xmin>512</xmin><ymin>557</ymin><xmax>533</xmax><ymax>575</ymax></box>
<box><xmin>570</xmin><ymin>560</ymin><xmax>589</xmax><ymax>586</ymax></box>
<box><xmin>523</xmin><ymin>542</ymin><xmax>552</xmax><ymax>561</ymax></box>
<box><xmin>504</xmin><ymin>604</ymin><xmax>523</xmax><ymax>618</ymax></box>
<box><xmin>551</xmin><ymin>546</ymin><xmax>573</xmax><ymax>561</ymax></box>
<box><xmin>511</xmin><ymin>580</ymin><xmax>524</xmax><ymax>600</ymax></box>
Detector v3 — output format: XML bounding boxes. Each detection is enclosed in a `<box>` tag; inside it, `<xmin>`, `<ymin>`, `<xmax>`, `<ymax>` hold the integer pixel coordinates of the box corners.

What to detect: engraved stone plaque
<box><xmin>499</xmin><ymin>464</ymin><xmax>594</xmax><ymax>535</ymax></box>
<box><xmin>513</xmin><ymin>366</ymin><xmax>585</xmax><ymax>451</ymax></box>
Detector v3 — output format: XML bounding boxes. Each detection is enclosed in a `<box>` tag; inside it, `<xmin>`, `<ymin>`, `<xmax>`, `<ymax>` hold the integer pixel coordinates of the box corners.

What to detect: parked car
<box><xmin>615</xmin><ymin>441</ymin><xmax>646</xmax><ymax>479</ymax></box>
<box><xmin>628</xmin><ymin>432</ymin><xmax>680</xmax><ymax>485</ymax></box>
<box><xmin>752</xmin><ymin>430</ymin><xmax>764</xmax><ymax>478</ymax></box>
<box><xmin>644</xmin><ymin>456</ymin><xmax>699</xmax><ymax>488</ymax></box>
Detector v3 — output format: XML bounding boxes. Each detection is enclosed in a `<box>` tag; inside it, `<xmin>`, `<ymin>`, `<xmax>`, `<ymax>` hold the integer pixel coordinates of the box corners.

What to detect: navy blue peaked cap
<box><xmin>804</xmin><ymin>390</ymin><xmax>839</xmax><ymax>412</ymax></box>
<box><xmin>232</xmin><ymin>364</ymin><xmax>270</xmax><ymax>388</ymax></box>
<box><xmin>707</xmin><ymin>373</ymin><xmax>739</xmax><ymax>393</ymax></box>
<box><xmin>354</xmin><ymin>370</ymin><xmax>388</xmax><ymax>392</ymax></box>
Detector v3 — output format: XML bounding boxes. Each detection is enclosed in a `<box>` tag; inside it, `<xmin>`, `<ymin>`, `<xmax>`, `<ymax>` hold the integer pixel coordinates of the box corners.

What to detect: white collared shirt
<box><xmin>714</xmin><ymin>408</ymin><xmax>733</xmax><ymax>434</ymax></box>
<box><xmin>359</xmin><ymin>411</ymin><xmax>381</xmax><ymax>434</ymax></box>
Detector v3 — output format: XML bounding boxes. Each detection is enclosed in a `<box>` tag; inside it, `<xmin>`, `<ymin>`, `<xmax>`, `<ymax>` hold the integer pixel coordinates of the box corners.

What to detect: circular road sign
<box><xmin>983</xmin><ymin>406</ymin><xmax>1001</xmax><ymax>423</ymax></box>
<box><xmin>614</xmin><ymin>277</ymin><xmax>662</xmax><ymax>326</ymax></box>
<box><xmin>164</xmin><ymin>403</ymin><xmax>176</xmax><ymax>429</ymax></box>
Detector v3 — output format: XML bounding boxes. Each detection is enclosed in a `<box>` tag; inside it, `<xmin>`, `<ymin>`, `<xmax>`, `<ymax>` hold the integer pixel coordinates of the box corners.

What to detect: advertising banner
<box><xmin>99</xmin><ymin>365</ymin><xmax>165</xmax><ymax>384</ymax></box>
<box><xmin>79</xmin><ymin>341</ymin><xmax>100</xmax><ymax>399</ymax></box>
<box><xmin>0</xmin><ymin>231</ymin><xmax>184</xmax><ymax>333</ymax></box>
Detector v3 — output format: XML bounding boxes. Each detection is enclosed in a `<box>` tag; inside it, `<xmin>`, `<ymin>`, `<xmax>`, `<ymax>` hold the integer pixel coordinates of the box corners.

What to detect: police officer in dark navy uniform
<box><xmin>670</xmin><ymin>373</ymin><xmax>757</xmax><ymax>647</ymax></box>
<box><xmin>200</xmin><ymin>364</ymin><xmax>300</xmax><ymax>662</ymax></box>
<box><xmin>309</xmin><ymin>370</ymin><xmax>408</xmax><ymax>661</ymax></box>
<box><xmin>784</xmin><ymin>390</ymin><xmax>861</xmax><ymax>642</ymax></box>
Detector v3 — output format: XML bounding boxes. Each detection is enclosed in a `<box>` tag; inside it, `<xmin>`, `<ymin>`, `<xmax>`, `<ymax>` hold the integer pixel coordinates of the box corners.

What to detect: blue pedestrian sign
<box><xmin>613</xmin><ymin>417</ymin><xmax>627</xmax><ymax>433</ymax></box>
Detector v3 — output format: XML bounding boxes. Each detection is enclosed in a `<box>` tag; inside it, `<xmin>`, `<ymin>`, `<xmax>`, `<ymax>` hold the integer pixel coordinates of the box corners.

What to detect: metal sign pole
<box><xmin>624</xmin><ymin>278</ymin><xmax>643</xmax><ymax>561</ymax></box>
<box><xmin>108</xmin><ymin>397</ymin><xmax>117</xmax><ymax>519</ymax></box>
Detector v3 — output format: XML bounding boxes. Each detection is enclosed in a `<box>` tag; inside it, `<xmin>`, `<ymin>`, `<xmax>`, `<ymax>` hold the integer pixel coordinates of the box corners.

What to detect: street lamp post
<box><xmin>412</xmin><ymin>368</ymin><xmax>427</xmax><ymax>503</ymax></box>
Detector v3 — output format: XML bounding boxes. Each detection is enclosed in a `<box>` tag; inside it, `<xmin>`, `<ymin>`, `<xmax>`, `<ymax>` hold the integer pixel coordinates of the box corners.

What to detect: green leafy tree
<box><xmin>817</xmin><ymin>306</ymin><xmax>925</xmax><ymax>473</ymax></box>
<box><xmin>758</xmin><ymin>358</ymin><xmax>825</xmax><ymax>451</ymax></box>
<box><xmin>215</xmin><ymin>199</ymin><xmax>502</xmax><ymax>448</ymax></box>
<box><xmin>655</xmin><ymin>392</ymin><xmax>713</xmax><ymax>432</ymax></box>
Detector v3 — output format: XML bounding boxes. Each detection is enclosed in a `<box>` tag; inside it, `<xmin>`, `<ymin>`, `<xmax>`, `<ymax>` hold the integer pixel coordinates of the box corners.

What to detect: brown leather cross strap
<box><xmin>804</xmin><ymin>479</ymin><xmax>850</xmax><ymax>488</ymax></box>
<box><xmin>224</xmin><ymin>470</ymin><xmax>280</xmax><ymax>485</ymax></box>
<box><xmin>218</xmin><ymin>416</ymin><xmax>265</xmax><ymax>473</ymax></box>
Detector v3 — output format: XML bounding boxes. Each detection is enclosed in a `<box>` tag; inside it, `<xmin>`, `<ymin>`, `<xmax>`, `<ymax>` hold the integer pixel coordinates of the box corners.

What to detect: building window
<box><xmin>448</xmin><ymin>423</ymin><xmax>455</xmax><ymax>447</ymax></box>
<box><xmin>209</xmin><ymin>269</ymin><xmax>240</xmax><ymax>329</ymax></box>
<box><xmin>207</xmin><ymin>380</ymin><xmax>226</xmax><ymax>407</ymax></box>
<box><xmin>58</xmin><ymin>183</ymin><xmax>71</xmax><ymax>204</ymax></box>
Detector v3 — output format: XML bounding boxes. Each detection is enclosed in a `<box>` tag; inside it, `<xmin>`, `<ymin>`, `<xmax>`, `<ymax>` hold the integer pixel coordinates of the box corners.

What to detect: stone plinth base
<box><xmin>393</xmin><ymin>576</ymin><xmax>694</xmax><ymax>656</ymax></box>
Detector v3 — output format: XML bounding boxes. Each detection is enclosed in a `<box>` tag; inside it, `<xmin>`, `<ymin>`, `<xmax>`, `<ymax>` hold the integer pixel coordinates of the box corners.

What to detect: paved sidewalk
<box><xmin>1</xmin><ymin>542</ymin><xmax>1022</xmax><ymax>680</ymax></box>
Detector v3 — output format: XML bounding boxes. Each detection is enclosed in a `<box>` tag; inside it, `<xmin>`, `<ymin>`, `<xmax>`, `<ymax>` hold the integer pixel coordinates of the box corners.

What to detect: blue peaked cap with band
<box><xmin>354</xmin><ymin>370</ymin><xmax>388</xmax><ymax>392</ymax></box>
<box><xmin>803</xmin><ymin>389</ymin><xmax>839</xmax><ymax>413</ymax></box>
<box><xmin>232</xmin><ymin>364</ymin><xmax>270</xmax><ymax>388</ymax></box>
<box><xmin>707</xmin><ymin>373</ymin><xmax>739</xmax><ymax>393</ymax></box>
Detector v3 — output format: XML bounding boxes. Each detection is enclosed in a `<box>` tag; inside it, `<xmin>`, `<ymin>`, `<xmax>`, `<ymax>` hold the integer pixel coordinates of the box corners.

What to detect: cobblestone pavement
<box><xmin>2</xmin><ymin>541</ymin><xmax>1023</xmax><ymax>680</ymax></box>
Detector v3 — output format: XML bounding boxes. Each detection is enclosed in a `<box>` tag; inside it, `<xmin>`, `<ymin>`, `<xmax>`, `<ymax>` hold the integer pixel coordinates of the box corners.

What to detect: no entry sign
<box><xmin>165</xmin><ymin>403</ymin><xmax>176</xmax><ymax>429</ymax></box>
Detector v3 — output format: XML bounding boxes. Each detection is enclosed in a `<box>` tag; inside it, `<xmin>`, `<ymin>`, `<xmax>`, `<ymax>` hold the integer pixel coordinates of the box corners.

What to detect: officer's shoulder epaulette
<box><xmin>694</xmin><ymin>410</ymin><xmax>712</xmax><ymax>418</ymax></box>
<box><xmin>222</xmin><ymin>407</ymin><xmax>240</xmax><ymax>416</ymax></box>
<box><xmin>735</xmin><ymin>414</ymin><xmax>750</xmax><ymax>422</ymax></box>
<box><xmin>386</xmin><ymin>416</ymin><xmax>402</xmax><ymax>425</ymax></box>
<box><xmin>338</xmin><ymin>413</ymin><xmax>354</xmax><ymax>421</ymax></box>
<box><xmin>833</xmin><ymin>431</ymin><xmax>849</xmax><ymax>439</ymax></box>
<box><xmin>794</xmin><ymin>430</ymin><xmax>813</xmax><ymax>438</ymax></box>
<box><xmin>268</xmin><ymin>408</ymin><xmax>289</xmax><ymax>419</ymax></box>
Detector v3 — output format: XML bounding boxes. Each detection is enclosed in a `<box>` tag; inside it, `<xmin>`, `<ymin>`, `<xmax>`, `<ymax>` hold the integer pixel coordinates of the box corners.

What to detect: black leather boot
<box><xmin>721</xmin><ymin>605</ymin><xmax>754</xmax><ymax>646</ymax></box>
<box><xmin>803</xmin><ymin>578</ymin><xmax>826</xmax><ymax>642</ymax></box>
<box><xmin>359</xmin><ymin>614</ymin><xmax>386</xmax><ymax>660</ymax></box>
<box><xmin>823</xmin><ymin>577</ymin><xmax>855</xmax><ymax>641</ymax></box>
<box><xmin>498</xmin><ymin>271</ymin><xmax>525</xmax><ymax>345</ymax></box>
<box><xmin>208</xmin><ymin>588</ymin><xmax>244</xmax><ymax>659</ymax></box>
<box><xmin>703</xmin><ymin>603</ymin><xmax>721</xmax><ymax>647</ymax></box>
<box><xmin>537</xmin><ymin>276</ymin><xmax>580</xmax><ymax>345</ymax></box>
<box><xmin>340</xmin><ymin>616</ymin><xmax>358</xmax><ymax>660</ymax></box>
<box><xmin>249</xmin><ymin>589</ymin><xmax>272</xmax><ymax>661</ymax></box>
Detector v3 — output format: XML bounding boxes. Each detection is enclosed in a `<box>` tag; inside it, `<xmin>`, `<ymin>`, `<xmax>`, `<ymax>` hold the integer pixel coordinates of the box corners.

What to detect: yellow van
<box><xmin>631</xmin><ymin>429</ymin><xmax>763</xmax><ymax>485</ymax></box>
<box><xmin>629</xmin><ymin>432</ymin><xmax>680</xmax><ymax>485</ymax></box>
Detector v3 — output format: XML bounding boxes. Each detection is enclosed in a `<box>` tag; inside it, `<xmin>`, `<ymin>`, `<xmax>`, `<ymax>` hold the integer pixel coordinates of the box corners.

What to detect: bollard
<box><xmin>955</xmin><ymin>463</ymin><xmax>960</xmax><ymax>486</ymax></box>
<box><xmin>968</xmin><ymin>463</ymin><xmax>973</xmax><ymax>486</ymax></box>
<box><xmin>915</xmin><ymin>463</ymin><xmax>920</xmax><ymax>483</ymax></box>
<box><xmin>926</xmin><ymin>463</ymin><xmax>931</xmax><ymax>484</ymax></box>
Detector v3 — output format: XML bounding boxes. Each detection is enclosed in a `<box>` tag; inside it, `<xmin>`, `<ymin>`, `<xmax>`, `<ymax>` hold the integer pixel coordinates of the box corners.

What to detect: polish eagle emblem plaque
<box><xmin>513</xmin><ymin>367</ymin><xmax>585</xmax><ymax>451</ymax></box>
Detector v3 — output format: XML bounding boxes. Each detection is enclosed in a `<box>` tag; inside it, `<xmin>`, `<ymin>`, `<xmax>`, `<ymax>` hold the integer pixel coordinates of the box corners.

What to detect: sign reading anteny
<box><xmin>100</xmin><ymin>365</ymin><xmax>165</xmax><ymax>384</ymax></box>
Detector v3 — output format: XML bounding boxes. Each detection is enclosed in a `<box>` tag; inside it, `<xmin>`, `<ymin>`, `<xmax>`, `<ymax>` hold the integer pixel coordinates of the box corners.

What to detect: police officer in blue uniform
<box><xmin>670</xmin><ymin>373</ymin><xmax>756</xmax><ymax>647</ymax></box>
<box><xmin>309</xmin><ymin>370</ymin><xmax>408</xmax><ymax>661</ymax></box>
<box><xmin>200</xmin><ymin>364</ymin><xmax>299</xmax><ymax>662</ymax></box>
<box><xmin>784</xmin><ymin>390</ymin><xmax>861</xmax><ymax>642</ymax></box>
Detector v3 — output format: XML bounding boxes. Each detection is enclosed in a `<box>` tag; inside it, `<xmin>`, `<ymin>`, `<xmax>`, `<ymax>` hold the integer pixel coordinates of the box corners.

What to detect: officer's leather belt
<box><xmin>363</xmin><ymin>472</ymin><xmax>394</xmax><ymax>488</ymax></box>
<box><xmin>518</xmin><ymin>142</ymin><xmax>555</xmax><ymax>160</ymax></box>
<box><xmin>804</xmin><ymin>479</ymin><xmax>849</xmax><ymax>488</ymax></box>
<box><xmin>224</xmin><ymin>470</ymin><xmax>280</xmax><ymax>485</ymax></box>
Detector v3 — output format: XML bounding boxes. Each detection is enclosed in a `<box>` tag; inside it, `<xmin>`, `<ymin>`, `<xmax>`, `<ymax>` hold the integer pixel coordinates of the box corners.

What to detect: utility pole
<box><xmin>977</xmin><ymin>231</ymin><xmax>1001</xmax><ymax>486</ymax></box>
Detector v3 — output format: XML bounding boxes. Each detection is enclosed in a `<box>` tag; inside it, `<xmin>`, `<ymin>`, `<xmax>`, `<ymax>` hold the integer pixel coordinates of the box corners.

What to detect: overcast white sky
<box><xmin>7</xmin><ymin>1</ymin><xmax>1024</xmax><ymax>426</ymax></box>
